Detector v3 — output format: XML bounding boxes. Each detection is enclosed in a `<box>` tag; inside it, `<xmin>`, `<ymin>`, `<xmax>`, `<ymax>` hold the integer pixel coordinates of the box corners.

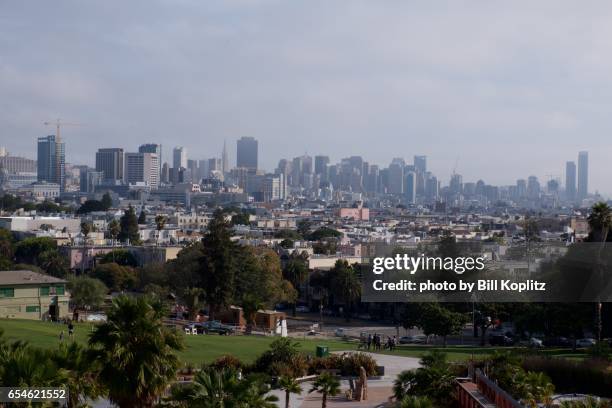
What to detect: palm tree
<box><xmin>279</xmin><ymin>376</ymin><xmax>302</xmax><ymax>408</ymax></box>
<box><xmin>168</xmin><ymin>368</ymin><xmax>278</xmax><ymax>407</ymax></box>
<box><xmin>588</xmin><ymin>202</ymin><xmax>611</xmax><ymax>342</ymax></box>
<box><xmin>80</xmin><ymin>222</ymin><xmax>92</xmax><ymax>274</ymax></box>
<box><xmin>309</xmin><ymin>372</ymin><xmax>340</xmax><ymax>408</ymax></box>
<box><xmin>399</xmin><ymin>396</ymin><xmax>434</xmax><ymax>408</ymax></box>
<box><xmin>155</xmin><ymin>215</ymin><xmax>167</xmax><ymax>246</ymax></box>
<box><xmin>88</xmin><ymin>295</ymin><xmax>184</xmax><ymax>408</ymax></box>
<box><xmin>50</xmin><ymin>342</ymin><xmax>102</xmax><ymax>408</ymax></box>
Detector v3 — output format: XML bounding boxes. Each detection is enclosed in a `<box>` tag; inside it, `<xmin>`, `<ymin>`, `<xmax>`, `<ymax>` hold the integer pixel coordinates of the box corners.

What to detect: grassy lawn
<box><xmin>0</xmin><ymin>319</ymin><xmax>588</xmax><ymax>365</ymax></box>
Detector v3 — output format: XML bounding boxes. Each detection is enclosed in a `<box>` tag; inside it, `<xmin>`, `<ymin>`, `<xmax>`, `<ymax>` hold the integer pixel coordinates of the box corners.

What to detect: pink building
<box><xmin>337</xmin><ymin>205</ymin><xmax>369</xmax><ymax>221</ymax></box>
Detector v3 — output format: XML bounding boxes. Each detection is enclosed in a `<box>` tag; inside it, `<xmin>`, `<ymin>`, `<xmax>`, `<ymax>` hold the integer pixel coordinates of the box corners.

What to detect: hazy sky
<box><xmin>2</xmin><ymin>1</ymin><xmax>612</xmax><ymax>194</ymax></box>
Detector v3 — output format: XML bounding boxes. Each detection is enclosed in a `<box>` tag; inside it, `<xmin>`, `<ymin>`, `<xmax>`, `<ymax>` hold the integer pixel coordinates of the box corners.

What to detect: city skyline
<box><xmin>2</xmin><ymin>2</ymin><xmax>612</xmax><ymax>194</ymax></box>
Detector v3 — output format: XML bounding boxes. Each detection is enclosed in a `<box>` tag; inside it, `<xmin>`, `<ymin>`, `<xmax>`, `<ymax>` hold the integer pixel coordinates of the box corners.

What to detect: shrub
<box><xmin>341</xmin><ymin>352</ymin><xmax>378</xmax><ymax>376</ymax></box>
<box><xmin>522</xmin><ymin>356</ymin><xmax>612</xmax><ymax>398</ymax></box>
<box><xmin>209</xmin><ymin>354</ymin><xmax>243</xmax><ymax>371</ymax></box>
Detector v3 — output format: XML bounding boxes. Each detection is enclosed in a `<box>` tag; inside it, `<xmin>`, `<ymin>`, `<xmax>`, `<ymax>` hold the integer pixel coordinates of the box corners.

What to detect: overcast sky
<box><xmin>2</xmin><ymin>1</ymin><xmax>612</xmax><ymax>195</ymax></box>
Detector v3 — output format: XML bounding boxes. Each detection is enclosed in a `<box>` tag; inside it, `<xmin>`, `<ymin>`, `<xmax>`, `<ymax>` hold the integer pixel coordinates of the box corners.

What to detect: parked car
<box><xmin>576</xmin><ymin>338</ymin><xmax>596</xmax><ymax>348</ymax></box>
<box><xmin>334</xmin><ymin>328</ymin><xmax>346</xmax><ymax>337</ymax></box>
<box><xmin>529</xmin><ymin>337</ymin><xmax>544</xmax><ymax>348</ymax></box>
<box><xmin>202</xmin><ymin>321</ymin><xmax>234</xmax><ymax>335</ymax></box>
<box><xmin>489</xmin><ymin>334</ymin><xmax>514</xmax><ymax>346</ymax></box>
<box><xmin>399</xmin><ymin>335</ymin><xmax>427</xmax><ymax>344</ymax></box>
<box><xmin>295</xmin><ymin>305</ymin><xmax>310</xmax><ymax>313</ymax></box>
<box><xmin>543</xmin><ymin>337</ymin><xmax>571</xmax><ymax>348</ymax></box>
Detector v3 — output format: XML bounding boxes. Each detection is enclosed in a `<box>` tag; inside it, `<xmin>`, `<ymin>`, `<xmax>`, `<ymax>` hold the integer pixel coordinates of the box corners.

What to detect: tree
<box><xmin>241</xmin><ymin>294</ymin><xmax>265</xmax><ymax>334</ymax></box>
<box><xmin>38</xmin><ymin>249</ymin><xmax>68</xmax><ymax>278</ymax></box>
<box><xmin>308</xmin><ymin>227</ymin><xmax>342</xmax><ymax>241</ymax></box>
<box><xmin>181</xmin><ymin>287</ymin><xmax>204</xmax><ymax>321</ymax></box>
<box><xmin>399</xmin><ymin>396</ymin><xmax>434</xmax><ymax>408</ymax></box>
<box><xmin>588</xmin><ymin>201</ymin><xmax>611</xmax><ymax>342</ymax></box>
<box><xmin>68</xmin><ymin>275</ymin><xmax>107</xmax><ymax>312</ymax></box>
<box><xmin>393</xmin><ymin>351</ymin><xmax>455</xmax><ymax>406</ymax></box>
<box><xmin>92</xmin><ymin>263</ymin><xmax>138</xmax><ymax>292</ymax></box>
<box><xmin>168</xmin><ymin>368</ymin><xmax>278</xmax><ymax>407</ymax></box>
<box><xmin>279</xmin><ymin>238</ymin><xmax>294</xmax><ymax>249</ymax></box>
<box><xmin>329</xmin><ymin>260</ymin><xmax>361</xmax><ymax>321</ymax></box>
<box><xmin>14</xmin><ymin>237</ymin><xmax>56</xmax><ymax>265</ymax></box>
<box><xmin>296</xmin><ymin>219</ymin><xmax>312</xmax><ymax>237</ymax></box>
<box><xmin>231</xmin><ymin>211</ymin><xmax>251</xmax><ymax>226</ymax></box>
<box><xmin>101</xmin><ymin>192</ymin><xmax>113</xmax><ymax>210</ymax></box>
<box><xmin>76</xmin><ymin>200</ymin><xmax>106</xmax><ymax>214</ymax></box>
<box><xmin>119</xmin><ymin>205</ymin><xmax>140</xmax><ymax>244</ymax></box>
<box><xmin>279</xmin><ymin>375</ymin><xmax>302</xmax><ymax>408</ymax></box>
<box><xmin>309</xmin><ymin>372</ymin><xmax>340</xmax><ymax>408</ymax></box>
<box><xmin>199</xmin><ymin>210</ymin><xmax>237</xmax><ymax>319</ymax></box>
<box><xmin>89</xmin><ymin>295</ymin><xmax>183</xmax><ymax>408</ymax></box>
<box><xmin>283</xmin><ymin>253</ymin><xmax>309</xmax><ymax>316</ymax></box>
<box><xmin>108</xmin><ymin>219</ymin><xmax>120</xmax><ymax>246</ymax></box>
<box><xmin>418</xmin><ymin>304</ymin><xmax>467</xmax><ymax>347</ymax></box>
<box><xmin>50</xmin><ymin>342</ymin><xmax>102</xmax><ymax>408</ymax></box>
<box><xmin>81</xmin><ymin>222</ymin><xmax>93</xmax><ymax>273</ymax></box>
<box><xmin>99</xmin><ymin>249</ymin><xmax>138</xmax><ymax>267</ymax></box>
<box><xmin>138</xmin><ymin>208</ymin><xmax>147</xmax><ymax>225</ymax></box>
<box><xmin>155</xmin><ymin>215</ymin><xmax>166</xmax><ymax>246</ymax></box>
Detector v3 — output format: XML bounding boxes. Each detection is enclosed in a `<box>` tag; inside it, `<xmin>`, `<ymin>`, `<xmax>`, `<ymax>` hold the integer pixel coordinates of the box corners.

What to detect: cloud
<box><xmin>1</xmin><ymin>0</ymin><xmax>612</xmax><ymax>194</ymax></box>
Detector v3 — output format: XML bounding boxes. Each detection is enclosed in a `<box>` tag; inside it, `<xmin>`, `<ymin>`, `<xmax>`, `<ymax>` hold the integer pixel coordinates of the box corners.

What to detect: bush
<box><xmin>340</xmin><ymin>352</ymin><xmax>378</xmax><ymax>376</ymax></box>
<box><xmin>208</xmin><ymin>354</ymin><xmax>243</xmax><ymax>371</ymax></box>
<box><xmin>522</xmin><ymin>356</ymin><xmax>612</xmax><ymax>398</ymax></box>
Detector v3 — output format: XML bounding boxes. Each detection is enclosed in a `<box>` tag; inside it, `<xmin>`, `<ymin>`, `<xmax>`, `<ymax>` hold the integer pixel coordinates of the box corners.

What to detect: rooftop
<box><xmin>0</xmin><ymin>270</ymin><xmax>67</xmax><ymax>285</ymax></box>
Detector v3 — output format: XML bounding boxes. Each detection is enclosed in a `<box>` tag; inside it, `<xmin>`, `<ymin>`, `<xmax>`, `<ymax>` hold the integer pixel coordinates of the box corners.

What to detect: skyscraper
<box><xmin>577</xmin><ymin>151</ymin><xmax>588</xmax><ymax>200</ymax></box>
<box><xmin>314</xmin><ymin>155</ymin><xmax>330</xmax><ymax>176</ymax></box>
<box><xmin>139</xmin><ymin>143</ymin><xmax>162</xmax><ymax>176</ymax></box>
<box><xmin>236</xmin><ymin>137</ymin><xmax>258</xmax><ymax>170</ymax></box>
<box><xmin>173</xmin><ymin>147</ymin><xmax>187</xmax><ymax>169</ymax></box>
<box><xmin>37</xmin><ymin>135</ymin><xmax>65</xmax><ymax>191</ymax></box>
<box><xmin>222</xmin><ymin>140</ymin><xmax>229</xmax><ymax>174</ymax></box>
<box><xmin>125</xmin><ymin>152</ymin><xmax>159</xmax><ymax>189</ymax></box>
<box><xmin>95</xmin><ymin>148</ymin><xmax>124</xmax><ymax>182</ymax></box>
<box><xmin>414</xmin><ymin>155</ymin><xmax>427</xmax><ymax>173</ymax></box>
<box><xmin>565</xmin><ymin>161</ymin><xmax>576</xmax><ymax>202</ymax></box>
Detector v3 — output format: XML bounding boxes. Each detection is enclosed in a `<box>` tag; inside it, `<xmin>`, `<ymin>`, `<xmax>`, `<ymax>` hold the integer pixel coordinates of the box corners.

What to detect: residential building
<box><xmin>0</xmin><ymin>270</ymin><xmax>69</xmax><ymax>320</ymax></box>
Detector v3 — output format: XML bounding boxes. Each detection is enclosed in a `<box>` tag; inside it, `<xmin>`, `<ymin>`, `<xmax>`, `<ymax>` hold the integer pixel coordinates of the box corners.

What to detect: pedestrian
<box><xmin>68</xmin><ymin>321</ymin><xmax>74</xmax><ymax>338</ymax></box>
<box><xmin>367</xmin><ymin>334</ymin><xmax>372</xmax><ymax>350</ymax></box>
<box><xmin>59</xmin><ymin>330</ymin><xmax>64</xmax><ymax>342</ymax></box>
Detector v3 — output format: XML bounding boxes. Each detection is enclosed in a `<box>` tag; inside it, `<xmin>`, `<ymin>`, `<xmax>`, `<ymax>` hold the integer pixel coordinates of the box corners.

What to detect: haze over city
<box><xmin>2</xmin><ymin>1</ymin><xmax>612</xmax><ymax>194</ymax></box>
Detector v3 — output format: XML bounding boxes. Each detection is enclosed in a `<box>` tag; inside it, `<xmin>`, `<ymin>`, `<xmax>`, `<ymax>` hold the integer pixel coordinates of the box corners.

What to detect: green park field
<box><xmin>0</xmin><ymin>319</ymin><xmax>588</xmax><ymax>365</ymax></box>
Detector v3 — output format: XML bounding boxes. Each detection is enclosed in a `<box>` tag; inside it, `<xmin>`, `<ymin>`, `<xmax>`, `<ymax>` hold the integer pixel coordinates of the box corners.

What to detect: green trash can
<box><xmin>316</xmin><ymin>345</ymin><xmax>329</xmax><ymax>357</ymax></box>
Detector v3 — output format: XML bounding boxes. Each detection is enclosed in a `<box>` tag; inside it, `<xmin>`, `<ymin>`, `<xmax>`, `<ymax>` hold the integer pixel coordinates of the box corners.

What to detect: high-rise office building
<box><xmin>139</xmin><ymin>143</ymin><xmax>162</xmax><ymax>176</ymax></box>
<box><xmin>125</xmin><ymin>152</ymin><xmax>159</xmax><ymax>189</ymax></box>
<box><xmin>236</xmin><ymin>137</ymin><xmax>258</xmax><ymax>170</ymax></box>
<box><xmin>37</xmin><ymin>135</ymin><xmax>65</xmax><ymax>192</ymax></box>
<box><xmin>222</xmin><ymin>140</ymin><xmax>229</xmax><ymax>174</ymax></box>
<box><xmin>314</xmin><ymin>155</ymin><xmax>330</xmax><ymax>176</ymax></box>
<box><xmin>95</xmin><ymin>148</ymin><xmax>124</xmax><ymax>182</ymax></box>
<box><xmin>414</xmin><ymin>155</ymin><xmax>427</xmax><ymax>173</ymax></box>
<box><xmin>79</xmin><ymin>167</ymin><xmax>103</xmax><ymax>193</ymax></box>
<box><xmin>565</xmin><ymin>161</ymin><xmax>576</xmax><ymax>202</ymax></box>
<box><xmin>173</xmin><ymin>147</ymin><xmax>187</xmax><ymax>170</ymax></box>
<box><xmin>388</xmin><ymin>162</ymin><xmax>404</xmax><ymax>195</ymax></box>
<box><xmin>577</xmin><ymin>151</ymin><xmax>588</xmax><ymax>200</ymax></box>
<box><xmin>404</xmin><ymin>171</ymin><xmax>416</xmax><ymax>203</ymax></box>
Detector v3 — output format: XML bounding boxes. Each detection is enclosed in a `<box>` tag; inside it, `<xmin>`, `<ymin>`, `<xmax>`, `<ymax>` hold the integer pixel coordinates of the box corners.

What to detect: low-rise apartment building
<box><xmin>0</xmin><ymin>270</ymin><xmax>70</xmax><ymax>320</ymax></box>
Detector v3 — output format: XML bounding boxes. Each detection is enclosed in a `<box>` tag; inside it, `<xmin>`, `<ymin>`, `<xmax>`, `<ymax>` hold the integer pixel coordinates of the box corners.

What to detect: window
<box><xmin>40</xmin><ymin>286</ymin><xmax>65</xmax><ymax>296</ymax></box>
<box><xmin>26</xmin><ymin>305</ymin><xmax>40</xmax><ymax>313</ymax></box>
<box><xmin>0</xmin><ymin>287</ymin><xmax>14</xmax><ymax>298</ymax></box>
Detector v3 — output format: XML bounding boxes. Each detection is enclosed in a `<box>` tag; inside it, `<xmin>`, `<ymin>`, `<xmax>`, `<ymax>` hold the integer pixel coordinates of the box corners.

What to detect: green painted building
<box><xmin>0</xmin><ymin>270</ymin><xmax>70</xmax><ymax>320</ymax></box>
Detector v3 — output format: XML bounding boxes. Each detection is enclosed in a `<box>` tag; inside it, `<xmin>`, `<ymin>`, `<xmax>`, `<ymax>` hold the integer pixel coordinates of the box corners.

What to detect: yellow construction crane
<box><xmin>43</xmin><ymin>118</ymin><xmax>83</xmax><ymax>141</ymax></box>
